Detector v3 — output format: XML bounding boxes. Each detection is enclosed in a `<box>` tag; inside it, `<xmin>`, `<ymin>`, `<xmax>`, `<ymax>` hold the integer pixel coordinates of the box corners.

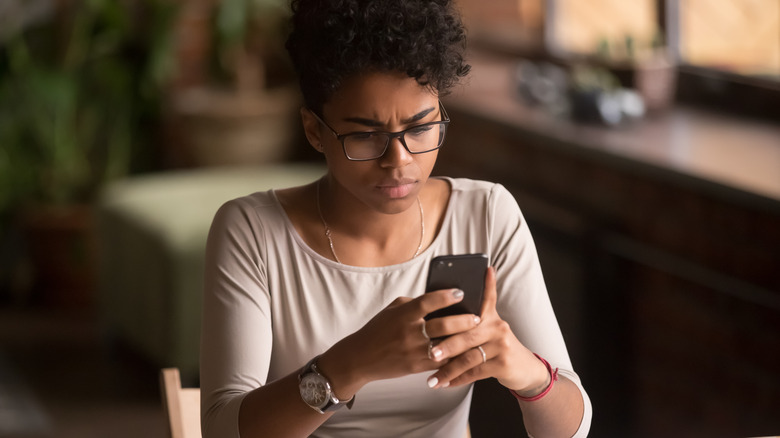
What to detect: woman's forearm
<box><xmin>235</xmin><ymin>343</ymin><xmax>371</xmax><ymax>438</ymax></box>
<box><xmin>517</xmin><ymin>376</ymin><xmax>585</xmax><ymax>438</ymax></box>
<box><xmin>236</xmin><ymin>371</ymin><xmax>337</xmax><ymax>438</ymax></box>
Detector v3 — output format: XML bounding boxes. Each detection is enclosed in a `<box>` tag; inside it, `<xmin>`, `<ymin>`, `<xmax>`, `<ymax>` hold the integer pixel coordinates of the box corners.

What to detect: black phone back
<box><xmin>424</xmin><ymin>253</ymin><xmax>488</xmax><ymax>320</ymax></box>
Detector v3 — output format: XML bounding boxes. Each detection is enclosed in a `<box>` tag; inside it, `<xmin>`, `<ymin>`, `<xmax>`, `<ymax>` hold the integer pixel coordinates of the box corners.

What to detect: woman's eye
<box><xmin>408</xmin><ymin>125</ymin><xmax>433</xmax><ymax>136</ymax></box>
<box><xmin>351</xmin><ymin>132</ymin><xmax>375</xmax><ymax>140</ymax></box>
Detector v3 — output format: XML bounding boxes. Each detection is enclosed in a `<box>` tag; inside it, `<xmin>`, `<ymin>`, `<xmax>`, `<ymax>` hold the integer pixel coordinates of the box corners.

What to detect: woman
<box><xmin>200</xmin><ymin>0</ymin><xmax>592</xmax><ymax>437</ymax></box>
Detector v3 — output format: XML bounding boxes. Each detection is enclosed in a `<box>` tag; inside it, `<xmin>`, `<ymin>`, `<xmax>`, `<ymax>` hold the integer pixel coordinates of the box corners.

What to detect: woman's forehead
<box><xmin>324</xmin><ymin>71</ymin><xmax>438</xmax><ymax>119</ymax></box>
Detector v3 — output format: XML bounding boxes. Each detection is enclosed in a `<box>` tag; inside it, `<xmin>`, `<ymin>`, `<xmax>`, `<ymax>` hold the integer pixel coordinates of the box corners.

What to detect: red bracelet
<box><xmin>509</xmin><ymin>353</ymin><xmax>559</xmax><ymax>402</ymax></box>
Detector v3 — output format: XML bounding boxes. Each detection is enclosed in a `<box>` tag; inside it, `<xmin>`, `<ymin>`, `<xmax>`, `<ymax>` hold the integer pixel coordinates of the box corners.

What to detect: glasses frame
<box><xmin>309</xmin><ymin>101</ymin><xmax>450</xmax><ymax>161</ymax></box>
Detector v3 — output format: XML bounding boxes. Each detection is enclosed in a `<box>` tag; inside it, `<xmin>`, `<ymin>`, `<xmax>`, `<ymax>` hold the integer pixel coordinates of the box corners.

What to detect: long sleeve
<box><xmin>200</xmin><ymin>199</ymin><xmax>273</xmax><ymax>438</ymax></box>
<box><xmin>487</xmin><ymin>184</ymin><xmax>593</xmax><ymax>437</ymax></box>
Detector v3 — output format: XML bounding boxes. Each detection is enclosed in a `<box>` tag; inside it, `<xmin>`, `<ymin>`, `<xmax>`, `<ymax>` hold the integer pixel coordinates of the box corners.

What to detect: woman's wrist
<box><xmin>513</xmin><ymin>371</ymin><xmax>551</xmax><ymax>398</ymax></box>
<box><xmin>316</xmin><ymin>345</ymin><xmax>365</xmax><ymax>401</ymax></box>
<box><xmin>509</xmin><ymin>353</ymin><xmax>559</xmax><ymax>402</ymax></box>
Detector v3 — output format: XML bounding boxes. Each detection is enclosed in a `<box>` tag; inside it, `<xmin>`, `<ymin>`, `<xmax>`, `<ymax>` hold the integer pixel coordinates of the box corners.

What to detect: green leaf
<box><xmin>217</xmin><ymin>0</ymin><xmax>250</xmax><ymax>45</ymax></box>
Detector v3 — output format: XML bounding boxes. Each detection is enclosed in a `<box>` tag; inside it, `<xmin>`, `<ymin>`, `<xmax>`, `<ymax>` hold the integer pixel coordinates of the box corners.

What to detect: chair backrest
<box><xmin>160</xmin><ymin>368</ymin><xmax>202</xmax><ymax>438</ymax></box>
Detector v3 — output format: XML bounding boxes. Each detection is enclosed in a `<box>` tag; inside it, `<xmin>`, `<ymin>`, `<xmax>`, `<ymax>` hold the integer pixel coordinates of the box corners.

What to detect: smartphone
<box><xmin>424</xmin><ymin>253</ymin><xmax>488</xmax><ymax>320</ymax></box>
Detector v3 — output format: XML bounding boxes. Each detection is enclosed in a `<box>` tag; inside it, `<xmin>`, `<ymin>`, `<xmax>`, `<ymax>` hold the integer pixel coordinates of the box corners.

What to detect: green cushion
<box><xmin>97</xmin><ymin>164</ymin><xmax>325</xmax><ymax>380</ymax></box>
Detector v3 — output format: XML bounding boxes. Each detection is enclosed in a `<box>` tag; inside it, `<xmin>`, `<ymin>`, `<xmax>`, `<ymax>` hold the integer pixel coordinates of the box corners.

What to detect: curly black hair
<box><xmin>285</xmin><ymin>0</ymin><xmax>471</xmax><ymax>113</ymax></box>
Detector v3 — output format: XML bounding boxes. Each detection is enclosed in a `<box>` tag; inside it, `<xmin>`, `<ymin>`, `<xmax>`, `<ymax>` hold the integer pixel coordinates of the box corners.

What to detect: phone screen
<box><xmin>424</xmin><ymin>253</ymin><xmax>488</xmax><ymax>320</ymax></box>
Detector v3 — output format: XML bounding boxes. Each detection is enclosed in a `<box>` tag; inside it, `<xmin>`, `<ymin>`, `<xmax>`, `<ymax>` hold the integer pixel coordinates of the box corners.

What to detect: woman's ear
<box><xmin>300</xmin><ymin>107</ymin><xmax>324</xmax><ymax>153</ymax></box>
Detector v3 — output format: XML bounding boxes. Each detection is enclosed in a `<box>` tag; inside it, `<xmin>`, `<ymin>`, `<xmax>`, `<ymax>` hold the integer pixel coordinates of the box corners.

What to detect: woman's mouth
<box><xmin>376</xmin><ymin>180</ymin><xmax>416</xmax><ymax>199</ymax></box>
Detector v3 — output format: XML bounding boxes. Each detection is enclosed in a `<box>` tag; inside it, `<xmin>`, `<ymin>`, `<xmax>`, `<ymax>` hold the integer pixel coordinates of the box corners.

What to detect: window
<box><xmin>676</xmin><ymin>0</ymin><xmax>779</xmax><ymax>79</ymax></box>
<box><xmin>546</xmin><ymin>0</ymin><xmax>780</xmax><ymax>80</ymax></box>
<box><xmin>548</xmin><ymin>0</ymin><xmax>659</xmax><ymax>62</ymax></box>
<box><xmin>456</xmin><ymin>0</ymin><xmax>544</xmax><ymax>50</ymax></box>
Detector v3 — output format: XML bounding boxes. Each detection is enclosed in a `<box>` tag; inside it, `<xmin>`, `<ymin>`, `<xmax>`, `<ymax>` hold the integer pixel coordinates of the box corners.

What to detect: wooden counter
<box><xmin>441</xmin><ymin>53</ymin><xmax>780</xmax><ymax>438</ymax></box>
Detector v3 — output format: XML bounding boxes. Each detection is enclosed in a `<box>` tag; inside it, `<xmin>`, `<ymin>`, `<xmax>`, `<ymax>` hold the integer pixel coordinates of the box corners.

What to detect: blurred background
<box><xmin>0</xmin><ymin>0</ymin><xmax>778</xmax><ymax>437</ymax></box>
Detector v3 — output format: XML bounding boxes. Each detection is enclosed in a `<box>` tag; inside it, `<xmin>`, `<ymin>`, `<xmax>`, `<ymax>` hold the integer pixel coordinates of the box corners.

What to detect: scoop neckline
<box><xmin>270</xmin><ymin>176</ymin><xmax>455</xmax><ymax>273</ymax></box>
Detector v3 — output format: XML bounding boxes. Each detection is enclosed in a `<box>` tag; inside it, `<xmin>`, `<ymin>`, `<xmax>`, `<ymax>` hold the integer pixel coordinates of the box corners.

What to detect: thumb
<box><xmin>479</xmin><ymin>266</ymin><xmax>498</xmax><ymax>317</ymax></box>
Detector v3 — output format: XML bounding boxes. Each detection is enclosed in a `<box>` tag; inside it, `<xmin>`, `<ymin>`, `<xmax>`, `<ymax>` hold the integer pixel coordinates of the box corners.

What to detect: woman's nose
<box><xmin>378</xmin><ymin>137</ymin><xmax>414</xmax><ymax>168</ymax></box>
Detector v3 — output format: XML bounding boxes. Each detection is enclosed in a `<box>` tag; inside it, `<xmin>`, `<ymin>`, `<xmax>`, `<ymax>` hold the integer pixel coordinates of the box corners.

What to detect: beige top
<box><xmin>200</xmin><ymin>177</ymin><xmax>592</xmax><ymax>437</ymax></box>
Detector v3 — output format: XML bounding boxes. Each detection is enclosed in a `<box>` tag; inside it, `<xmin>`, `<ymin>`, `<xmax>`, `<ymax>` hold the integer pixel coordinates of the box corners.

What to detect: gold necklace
<box><xmin>316</xmin><ymin>179</ymin><xmax>425</xmax><ymax>264</ymax></box>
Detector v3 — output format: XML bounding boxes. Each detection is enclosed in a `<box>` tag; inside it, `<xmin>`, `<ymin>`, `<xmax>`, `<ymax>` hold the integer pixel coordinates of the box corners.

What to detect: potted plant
<box><xmin>0</xmin><ymin>0</ymin><xmax>177</xmax><ymax>306</ymax></box>
<box><xmin>595</xmin><ymin>34</ymin><xmax>678</xmax><ymax>113</ymax></box>
<box><xmin>169</xmin><ymin>0</ymin><xmax>300</xmax><ymax>167</ymax></box>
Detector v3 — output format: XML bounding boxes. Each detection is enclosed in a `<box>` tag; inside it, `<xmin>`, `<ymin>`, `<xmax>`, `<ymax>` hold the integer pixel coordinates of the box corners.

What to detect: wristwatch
<box><xmin>298</xmin><ymin>356</ymin><xmax>355</xmax><ymax>413</ymax></box>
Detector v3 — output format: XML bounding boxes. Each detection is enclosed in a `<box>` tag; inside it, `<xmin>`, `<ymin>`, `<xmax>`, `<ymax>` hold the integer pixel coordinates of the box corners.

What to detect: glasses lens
<box><xmin>344</xmin><ymin>132</ymin><xmax>388</xmax><ymax>160</ymax></box>
<box><xmin>404</xmin><ymin>123</ymin><xmax>446</xmax><ymax>153</ymax></box>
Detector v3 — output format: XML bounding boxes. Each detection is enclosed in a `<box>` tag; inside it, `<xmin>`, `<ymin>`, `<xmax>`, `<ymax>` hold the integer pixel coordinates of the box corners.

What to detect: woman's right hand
<box><xmin>316</xmin><ymin>288</ymin><xmax>481</xmax><ymax>400</ymax></box>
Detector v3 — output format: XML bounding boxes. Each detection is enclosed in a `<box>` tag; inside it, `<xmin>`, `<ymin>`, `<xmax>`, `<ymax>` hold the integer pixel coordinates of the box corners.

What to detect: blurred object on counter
<box><xmin>569</xmin><ymin>64</ymin><xmax>645</xmax><ymax>126</ymax></box>
<box><xmin>597</xmin><ymin>34</ymin><xmax>677</xmax><ymax>113</ymax></box>
<box><xmin>516</xmin><ymin>59</ymin><xmax>570</xmax><ymax>116</ymax></box>
<box><xmin>515</xmin><ymin>59</ymin><xmax>646</xmax><ymax>126</ymax></box>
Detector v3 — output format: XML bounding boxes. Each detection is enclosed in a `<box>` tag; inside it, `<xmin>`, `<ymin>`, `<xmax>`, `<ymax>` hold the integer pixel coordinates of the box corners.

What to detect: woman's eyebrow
<box><xmin>401</xmin><ymin>107</ymin><xmax>436</xmax><ymax>124</ymax></box>
<box><xmin>343</xmin><ymin>106</ymin><xmax>436</xmax><ymax>127</ymax></box>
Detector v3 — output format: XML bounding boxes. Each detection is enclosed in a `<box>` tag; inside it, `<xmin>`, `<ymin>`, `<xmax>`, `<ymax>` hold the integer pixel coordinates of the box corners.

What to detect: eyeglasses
<box><xmin>310</xmin><ymin>101</ymin><xmax>450</xmax><ymax>161</ymax></box>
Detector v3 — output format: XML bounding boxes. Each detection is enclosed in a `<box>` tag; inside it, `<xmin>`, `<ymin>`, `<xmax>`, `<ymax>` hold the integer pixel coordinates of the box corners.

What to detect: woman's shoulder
<box><xmin>442</xmin><ymin>177</ymin><xmax>511</xmax><ymax>199</ymax></box>
<box><xmin>217</xmin><ymin>190</ymin><xmax>277</xmax><ymax>214</ymax></box>
<box><xmin>441</xmin><ymin>177</ymin><xmax>520</xmax><ymax>221</ymax></box>
<box><xmin>211</xmin><ymin>190</ymin><xmax>283</xmax><ymax>230</ymax></box>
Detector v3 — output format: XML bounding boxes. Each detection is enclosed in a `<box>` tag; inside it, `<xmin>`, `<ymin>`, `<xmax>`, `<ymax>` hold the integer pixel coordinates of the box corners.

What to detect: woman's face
<box><xmin>308</xmin><ymin>71</ymin><xmax>442</xmax><ymax>215</ymax></box>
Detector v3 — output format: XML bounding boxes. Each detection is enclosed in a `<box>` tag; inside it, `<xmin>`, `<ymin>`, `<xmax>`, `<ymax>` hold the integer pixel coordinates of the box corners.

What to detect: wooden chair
<box><xmin>160</xmin><ymin>368</ymin><xmax>202</xmax><ymax>438</ymax></box>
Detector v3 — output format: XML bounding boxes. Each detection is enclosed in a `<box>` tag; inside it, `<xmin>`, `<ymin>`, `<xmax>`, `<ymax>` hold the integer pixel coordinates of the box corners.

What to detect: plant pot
<box><xmin>19</xmin><ymin>203</ymin><xmax>97</xmax><ymax>308</ymax></box>
<box><xmin>608</xmin><ymin>56</ymin><xmax>677</xmax><ymax>113</ymax></box>
<box><xmin>172</xmin><ymin>86</ymin><xmax>301</xmax><ymax>167</ymax></box>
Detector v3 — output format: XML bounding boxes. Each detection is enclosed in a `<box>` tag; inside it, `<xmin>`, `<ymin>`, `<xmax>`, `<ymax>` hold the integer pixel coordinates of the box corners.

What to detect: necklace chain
<box><xmin>316</xmin><ymin>179</ymin><xmax>425</xmax><ymax>264</ymax></box>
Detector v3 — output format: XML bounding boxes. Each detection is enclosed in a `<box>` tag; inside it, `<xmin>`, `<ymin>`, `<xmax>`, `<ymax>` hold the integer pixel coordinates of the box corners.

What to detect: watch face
<box><xmin>300</xmin><ymin>373</ymin><xmax>330</xmax><ymax>409</ymax></box>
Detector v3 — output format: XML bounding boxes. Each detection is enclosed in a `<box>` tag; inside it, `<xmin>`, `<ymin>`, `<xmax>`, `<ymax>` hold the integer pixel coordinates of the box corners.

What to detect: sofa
<box><xmin>97</xmin><ymin>164</ymin><xmax>325</xmax><ymax>381</ymax></box>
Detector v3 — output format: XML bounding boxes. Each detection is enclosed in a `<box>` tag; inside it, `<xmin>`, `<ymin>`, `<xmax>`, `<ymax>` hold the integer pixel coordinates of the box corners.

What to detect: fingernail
<box><xmin>441</xmin><ymin>381</ymin><xmax>450</xmax><ymax>388</ymax></box>
<box><xmin>452</xmin><ymin>289</ymin><xmax>464</xmax><ymax>300</ymax></box>
<box><xmin>427</xmin><ymin>376</ymin><xmax>438</xmax><ymax>388</ymax></box>
<box><xmin>431</xmin><ymin>347</ymin><xmax>443</xmax><ymax>361</ymax></box>
<box><xmin>473</xmin><ymin>315</ymin><xmax>481</xmax><ymax>325</ymax></box>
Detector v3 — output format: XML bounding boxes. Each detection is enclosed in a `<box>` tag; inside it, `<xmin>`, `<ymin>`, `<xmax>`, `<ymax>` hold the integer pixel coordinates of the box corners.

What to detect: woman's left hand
<box><xmin>423</xmin><ymin>267</ymin><xmax>549</xmax><ymax>393</ymax></box>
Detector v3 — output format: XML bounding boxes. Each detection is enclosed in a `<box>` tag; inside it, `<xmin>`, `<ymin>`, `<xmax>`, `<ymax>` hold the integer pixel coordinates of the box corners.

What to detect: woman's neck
<box><xmin>316</xmin><ymin>177</ymin><xmax>426</xmax><ymax>266</ymax></box>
